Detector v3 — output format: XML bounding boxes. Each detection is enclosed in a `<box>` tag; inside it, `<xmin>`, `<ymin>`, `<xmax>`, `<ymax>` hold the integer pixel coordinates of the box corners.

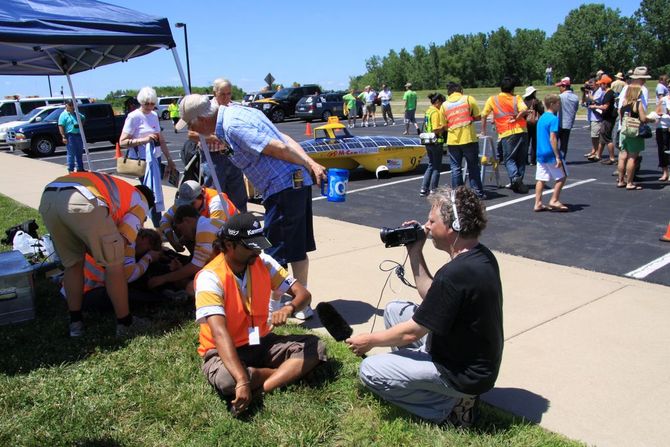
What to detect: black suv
<box><xmin>295</xmin><ymin>92</ymin><xmax>365</xmax><ymax>122</ymax></box>
<box><xmin>250</xmin><ymin>84</ymin><xmax>321</xmax><ymax>123</ymax></box>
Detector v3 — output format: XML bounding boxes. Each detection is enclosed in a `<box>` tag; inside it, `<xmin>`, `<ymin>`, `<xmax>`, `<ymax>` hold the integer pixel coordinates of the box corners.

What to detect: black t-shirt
<box><xmin>412</xmin><ymin>244</ymin><xmax>504</xmax><ymax>395</ymax></box>
<box><xmin>601</xmin><ymin>89</ymin><xmax>617</xmax><ymax>122</ymax></box>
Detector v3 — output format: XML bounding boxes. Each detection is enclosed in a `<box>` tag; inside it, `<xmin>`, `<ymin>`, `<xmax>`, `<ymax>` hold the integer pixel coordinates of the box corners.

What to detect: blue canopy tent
<box><xmin>0</xmin><ymin>0</ymin><xmax>223</xmax><ymax>193</ymax></box>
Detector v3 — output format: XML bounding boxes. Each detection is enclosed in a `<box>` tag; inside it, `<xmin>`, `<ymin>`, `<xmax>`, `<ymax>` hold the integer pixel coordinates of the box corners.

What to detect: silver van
<box><xmin>0</xmin><ymin>96</ymin><xmax>90</xmax><ymax>124</ymax></box>
<box><xmin>156</xmin><ymin>96</ymin><xmax>182</xmax><ymax>120</ymax></box>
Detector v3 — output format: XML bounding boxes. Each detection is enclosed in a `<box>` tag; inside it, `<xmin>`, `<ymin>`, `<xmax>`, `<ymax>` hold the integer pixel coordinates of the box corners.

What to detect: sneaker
<box><xmin>372</xmin><ymin>122</ymin><xmax>377</xmax><ymax>127</ymax></box>
<box><xmin>419</xmin><ymin>189</ymin><xmax>428</xmax><ymax>197</ymax></box>
<box><xmin>69</xmin><ymin>320</ymin><xmax>84</xmax><ymax>337</ymax></box>
<box><xmin>383</xmin><ymin>122</ymin><xmax>388</xmax><ymax>126</ymax></box>
<box><xmin>446</xmin><ymin>396</ymin><xmax>479</xmax><ymax>428</ymax></box>
<box><xmin>516</xmin><ymin>182</ymin><xmax>529</xmax><ymax>194</ymax></box>
<box><xmin>402</xmin><ymin>131</ymin><xmax>408</xmax><ymax>135</ymax></box>
<box><xmin>162</xmin><ymin>289</ymin><xmax>190</xmax><ymax>303</ymax></box>
<box><xmin>293</xmin><ymin>305</ymin><xmax>314</xmax><ymax>320</ymax></box>
<box><xmin>116</xmin><ymin>315</ymin><xmax>151</xmax><ymax>338</ymax></box>
<box><xmin>390</xmin><ymin>122</ymin><xmax>395</xmax><ymax>126</ymax></box>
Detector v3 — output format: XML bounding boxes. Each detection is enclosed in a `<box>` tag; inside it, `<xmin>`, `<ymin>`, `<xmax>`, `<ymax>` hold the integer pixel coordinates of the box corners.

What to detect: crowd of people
<box><xmin>39</xmin><ymin>64</ymin><xmax>664</xmax><ymax>425</ymax></box>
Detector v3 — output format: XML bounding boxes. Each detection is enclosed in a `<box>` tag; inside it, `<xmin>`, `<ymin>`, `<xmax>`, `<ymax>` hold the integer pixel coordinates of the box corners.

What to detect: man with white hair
<box><xmin>177</xmin><ymin>94</ymin><xmax>327</xmax><ymax>319</ymax></box>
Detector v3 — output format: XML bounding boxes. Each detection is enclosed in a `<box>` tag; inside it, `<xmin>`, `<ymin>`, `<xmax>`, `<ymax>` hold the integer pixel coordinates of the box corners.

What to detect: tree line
<box><xmin>350</xmin><ymin>1</ymin><xmax>670</xmax><ymax>90</ymax></box>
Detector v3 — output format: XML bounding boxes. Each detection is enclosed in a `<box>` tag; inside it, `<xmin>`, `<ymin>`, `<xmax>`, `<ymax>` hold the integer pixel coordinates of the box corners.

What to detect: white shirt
<box><xmin>378</xmin><ymin>89</ymin><xmax>392</xmax><ymax>105</ymax></box>
<box><xmin>121</xmin><ymin>109</ymin><xmax>162</xmax><ymax>159</ymax></box>
<box><xmin>659</xmin><ymin>96</ymin><xmax>670</xmax><ymax>129</ymax></box>
<box><xmin>617</xmin><ymin>85</ymin><xmax>649</xmax><ymax>111</ymax></box>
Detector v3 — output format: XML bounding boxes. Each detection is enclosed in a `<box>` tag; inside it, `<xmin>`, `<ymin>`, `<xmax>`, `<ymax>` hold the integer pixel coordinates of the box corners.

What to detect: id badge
<box><xmin>248</xmin><ymin>326</ymin><xmax>260</xmax><ymax>346</ymax></box>
<box><xmin>292</xmin><ymin>169</ymin><xmax>304</xmax><ymax>189</ymax></box>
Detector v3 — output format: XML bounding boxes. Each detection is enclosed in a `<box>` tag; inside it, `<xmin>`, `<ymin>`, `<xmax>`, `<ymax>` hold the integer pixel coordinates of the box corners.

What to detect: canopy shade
<box><xmin>0</xmin><ymin>0</ymin><xmax>176</xmax><ymax>75</ymax></box>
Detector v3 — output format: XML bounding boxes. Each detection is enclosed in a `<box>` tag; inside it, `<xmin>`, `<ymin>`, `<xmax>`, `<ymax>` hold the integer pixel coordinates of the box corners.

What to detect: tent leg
<box><xmin>65</xmin><ymin>73</ymin><xmax>92</xmax><ymax>172</ymax></box>
<box><xmin>170</xmin><ymin>48</ymin><xmax>223</xmax><ymax>196</ymax></box>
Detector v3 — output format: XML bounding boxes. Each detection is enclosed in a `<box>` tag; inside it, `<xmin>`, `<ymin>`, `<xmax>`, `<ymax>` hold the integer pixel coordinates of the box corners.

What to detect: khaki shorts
<box><xmin>590</xmin><ymin>121</ymin><xmax>602</xmax><ymax>138</ymax></box>
<box><xmin>201</xmin><ymin>332</ymin><xmax>327</xmax><ymax>396</ymax></box>
<box><xmin>38</xmin><ymin>187</ymin><xmax>124</xmax><ymax>268</ymax></box>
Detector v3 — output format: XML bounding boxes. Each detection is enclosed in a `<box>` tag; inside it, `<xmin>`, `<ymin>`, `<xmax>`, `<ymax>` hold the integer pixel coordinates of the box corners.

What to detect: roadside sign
<box><xmin>264</xmin><ymin>72</ymin><xmax>275</xmax><ymax>86</ymax></box>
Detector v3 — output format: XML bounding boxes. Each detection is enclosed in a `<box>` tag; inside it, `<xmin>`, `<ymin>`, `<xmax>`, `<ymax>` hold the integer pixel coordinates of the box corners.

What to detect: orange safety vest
<box><xmin>491</xmin><ymin>94</ymin><xmax>526</xmax><ymax>135</ymax></box>
<box><xmin>444</xmin><ymin>95</ymin><xmax>474</xmax><ymax>129</ymax></box>
<box><xmin>197</xmin><ymin>254</ymin><xmax>272</xmax><ymax>356</ymax></box>
<box><xmin>56</xmin><ymin>172</ymin><xmax>137</xmax><ymax>224</ymax></box>
<box><xmin>83</xmin><ymin>253</ymin><xmax>105</xmax><ymax>294</ymax></box>
<box><xmin>202</xmin><ymin>187</ymin><xmax>237</xmax><ymax>221</ymax></box>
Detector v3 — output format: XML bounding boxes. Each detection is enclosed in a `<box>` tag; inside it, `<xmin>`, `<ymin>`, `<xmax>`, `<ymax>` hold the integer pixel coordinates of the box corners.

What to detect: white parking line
<box><xmin>312</xmin><ymin>170</ymin><xmax>451</xmax><ymax>201</ymax></box>
<box><xmin>485</xmin><ymin>178</ymin><xmax>597</xmax><ymax>211</ymax></box>
<box><xmin>50</xmin><ymin>149</ymin><xmax>182</xmax><ymax>162</ymax></box>
<box><xmin>625</xmin><ymin>253</ymin><xmax>670</xmax><ymax>279</ymax></box>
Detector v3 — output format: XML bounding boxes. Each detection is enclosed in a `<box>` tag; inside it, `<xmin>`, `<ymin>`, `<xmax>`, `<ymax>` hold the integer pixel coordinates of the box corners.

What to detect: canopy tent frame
<box><xmin>0</xmin><ymin>0</ymin><xmax>222</xmax><ymax>193</ymax></box>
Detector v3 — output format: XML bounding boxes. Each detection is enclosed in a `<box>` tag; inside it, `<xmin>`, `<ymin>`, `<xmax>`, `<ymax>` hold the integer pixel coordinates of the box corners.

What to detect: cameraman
<box><xmin>346</xmin><ymin>186</ymin><xmax>503</xmax><ymax>427</ymax></box>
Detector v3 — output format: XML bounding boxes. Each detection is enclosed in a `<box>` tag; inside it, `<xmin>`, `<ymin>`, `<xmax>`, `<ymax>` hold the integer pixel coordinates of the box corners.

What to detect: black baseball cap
<box><xmin>220</xmin><ymin>213</ymin><xmax>272</xmax><ymax>250</ymax></box>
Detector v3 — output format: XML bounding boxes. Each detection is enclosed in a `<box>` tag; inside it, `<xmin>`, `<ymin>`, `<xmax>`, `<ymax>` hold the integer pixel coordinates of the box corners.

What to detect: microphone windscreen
<box><xmin>315</xmin><ymin>302</ymin><xmax>353</xmax><ymax>342</ymax></box>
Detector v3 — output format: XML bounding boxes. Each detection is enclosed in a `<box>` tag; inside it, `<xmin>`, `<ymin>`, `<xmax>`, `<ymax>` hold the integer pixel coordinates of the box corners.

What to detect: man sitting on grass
<box><xmin>194</xmin><ymin>213</ymin><xmax>326</xmax><ymax>416</ymax></box>
<box><xmin>346</xmin><ymin>187</ymin><xmax>503</xmax><ymax>428</ymax></box>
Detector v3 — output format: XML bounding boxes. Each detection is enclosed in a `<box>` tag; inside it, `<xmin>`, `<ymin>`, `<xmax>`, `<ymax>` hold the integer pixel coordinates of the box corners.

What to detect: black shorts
<box><xmin>263</xmin><ymin>186</ymin><xmax>316</xmax><ymax>265</ymax></box>
<box><xmin>599</xmin><ymin>120</ymin><xmax>615</xmax><ymax>145</ymax></box>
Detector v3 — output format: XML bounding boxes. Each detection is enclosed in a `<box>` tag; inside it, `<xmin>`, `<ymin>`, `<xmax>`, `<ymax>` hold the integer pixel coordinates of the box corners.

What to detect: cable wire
<box><xmin>370</xmin><ymin>252</ymin><xmax>414</xmax><ymax>333</ymax></box>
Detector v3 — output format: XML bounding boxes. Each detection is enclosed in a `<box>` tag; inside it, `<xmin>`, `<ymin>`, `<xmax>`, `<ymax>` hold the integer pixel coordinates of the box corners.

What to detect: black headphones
<box><xmin>450</xmin><ymin>190</ymin><xmax>461</xmax><ymax>232</ymax></box>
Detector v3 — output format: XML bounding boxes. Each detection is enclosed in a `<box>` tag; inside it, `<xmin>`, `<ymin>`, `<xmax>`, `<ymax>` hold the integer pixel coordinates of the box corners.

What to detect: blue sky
<box><xmin>1</xmin><ymin>0</ymin><xmax>639</xmax><ymax>99</ymax></box>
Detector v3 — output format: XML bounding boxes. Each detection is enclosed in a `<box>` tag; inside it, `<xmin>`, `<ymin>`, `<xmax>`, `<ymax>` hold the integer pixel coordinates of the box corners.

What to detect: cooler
<box><xmin>0</xmin><ymin>250</ymin><xmax>35</xmax><ymax>325</ymax></box>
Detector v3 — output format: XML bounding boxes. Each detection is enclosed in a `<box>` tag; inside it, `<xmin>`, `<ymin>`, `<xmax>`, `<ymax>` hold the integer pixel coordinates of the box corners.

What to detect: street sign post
<box><xmin>264</xmin><ymin>72</ymin><xmax>275</xmax><ymax>89</ymax></box>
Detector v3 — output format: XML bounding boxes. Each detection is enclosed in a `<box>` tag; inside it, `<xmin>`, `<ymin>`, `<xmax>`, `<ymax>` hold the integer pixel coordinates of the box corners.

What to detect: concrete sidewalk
<box><xmin>1</xmin><ymin>151</ymin><xmax>668</xmax><ymax>447</ymax></box>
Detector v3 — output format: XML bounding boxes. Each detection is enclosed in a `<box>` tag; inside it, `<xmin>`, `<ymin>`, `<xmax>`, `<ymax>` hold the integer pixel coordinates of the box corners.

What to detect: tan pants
<box><xmin>39</xmin><ymin>188</ymin><xmax>123</xmax><ymax>268</ymax></box>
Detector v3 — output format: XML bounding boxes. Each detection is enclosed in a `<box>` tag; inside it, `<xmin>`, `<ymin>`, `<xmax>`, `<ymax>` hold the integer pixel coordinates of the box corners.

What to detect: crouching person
<box><xmin>346</xmin><ymin>186</ymin><xmax>503</xmax><ymax>427</ymax></box>
<box><xmin>195</xmin><ymin>213</ymin><xmax>327</xmax><ymax>415</ymax></box>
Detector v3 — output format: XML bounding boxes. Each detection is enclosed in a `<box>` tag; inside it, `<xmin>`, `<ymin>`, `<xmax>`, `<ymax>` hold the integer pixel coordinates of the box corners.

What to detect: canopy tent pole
<box><xmin>170</xmin><ymin>47</ymin><xmax>223</xmax><ymax>196</ymax></box>
<box><xmin>65</xmin><ymin>72</ymin><xmax>92</xmax><ymax>171</ymax></box>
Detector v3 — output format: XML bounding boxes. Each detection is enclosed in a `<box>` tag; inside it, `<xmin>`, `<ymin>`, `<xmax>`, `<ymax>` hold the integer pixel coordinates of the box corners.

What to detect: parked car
<box><xmin>250</xmin><ymin>84</ymin><xmax>321</xmax><ymax>123</ymax></box>
<box><xmin>0</xmin><ymin>105</ymin><xmax>63</xmax><ymax>147</ymax></box>
<box><xmin>0</xmin><ymin>96</ymin><xmax>90</xmax><ymax>125</ymax></box>
<box><xmin>6</xmin><ymin>103</ymin><xmax>126</xmax><ymax>157</ymax></box>
<box><xmin>295</xmin><ymin>92</ymin><xmax>363</xmax><ymax>122</ymax></box>
<box><xmin>241</xmin><ymin>91</ymin><xmax>274</xmax><ymax>106</ymax></box>
<box><xmin>155</xmin><ymin>96</ymin><xmax>182</xmax><ymax>120</ymax></box>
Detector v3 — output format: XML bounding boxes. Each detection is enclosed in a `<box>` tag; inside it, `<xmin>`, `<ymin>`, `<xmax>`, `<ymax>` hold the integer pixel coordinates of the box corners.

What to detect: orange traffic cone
<box><xmin>660</xmin><ymin>222</ymin><xmax>670</xmax><ymax>242</ymax></box>
<box><xmin>305</xmin><ymin>122</ymin><xmax>312</xmax><ymax>136</ymax></box>
<box><xmin>114</xmin><ymin>142</ymin><xmax>122</xmax><ymax>158</ymax></box>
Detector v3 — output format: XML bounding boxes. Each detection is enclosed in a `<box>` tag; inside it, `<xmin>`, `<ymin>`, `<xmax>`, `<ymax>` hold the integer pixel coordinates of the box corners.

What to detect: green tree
<box><xmin>512</xmin><ymin>29</ymin><xmax>547</xmax><ymax>85</ymax></box>
<box><xmin>485</xmin><ymin>27</ymin><xmax>515</xmax><ymax>85</ymax></box>
<box><xmin>546</xmin><ymin>4</ymin><xmax>636</xmax><ymax>82</ymax></box>
<box><xmin>635</xmin><ymin>0</ymin><xmax>670</xmax><ymax>73</ymax></box>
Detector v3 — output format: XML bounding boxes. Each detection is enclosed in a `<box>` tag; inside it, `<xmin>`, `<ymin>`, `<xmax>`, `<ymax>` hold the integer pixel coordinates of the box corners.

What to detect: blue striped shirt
<box><xmin>214</xmin><ymin>104</ymin><xmax>312</xmax><ymax>199</ymax></box>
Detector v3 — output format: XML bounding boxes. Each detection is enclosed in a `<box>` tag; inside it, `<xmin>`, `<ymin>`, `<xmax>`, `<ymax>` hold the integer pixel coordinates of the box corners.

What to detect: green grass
<box><xmin>0</xmin><ymin>194</ymin><xmax>584</xmax><ymax>446</ymax></box>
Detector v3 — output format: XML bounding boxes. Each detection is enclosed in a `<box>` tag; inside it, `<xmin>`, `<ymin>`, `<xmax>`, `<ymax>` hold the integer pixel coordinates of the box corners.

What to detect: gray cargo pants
<box><xmin>358</xmin><ymin>300</ymin><xmax>473</xmax><ymax>423</ymax></box>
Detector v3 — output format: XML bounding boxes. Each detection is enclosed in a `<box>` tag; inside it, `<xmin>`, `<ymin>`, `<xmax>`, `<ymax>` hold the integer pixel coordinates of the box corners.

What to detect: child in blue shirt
<box><xmin>534</xmin><ymin>94</ymin><xmax>568</xmax><ymax>212</ymax></box>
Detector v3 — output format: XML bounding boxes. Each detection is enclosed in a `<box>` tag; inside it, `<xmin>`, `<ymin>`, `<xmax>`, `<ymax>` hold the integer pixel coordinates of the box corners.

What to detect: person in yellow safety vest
<box><xmin>420</xmin><ymin>93</ymin><xmax>446</xmax><ymax>196</ymax></box>
<box><xmin>441</xmin><ymin>82</ymin><xmax>486</xmax><ymax>199</ymax></box>
<box><xmin>168</xmin><ymin>99</ymin><xmax>180</xmax><ymax>133</ymax></box>
<box><xmin>480</xmin><ymin>76</ymin><xmax>533</xmax><ymax>194</ymax></box>
<box><xmin>38</xmin><ymin>172</ymin><xmax>156</xmax><ymax>337</ymax></box>
<box><xmin>194</xmin><ymin>213</ymin><xmax>326</xmax><ymax>416</ymax></box>
<box><xmin>159</xmin><ymin>180</ymin><xmax>238</xmax><ymax>252</ymax></box>
<box><xmin>148</xmin><ymin>204</ymin><xmax>226</xmax><ymax>294</ymax></box>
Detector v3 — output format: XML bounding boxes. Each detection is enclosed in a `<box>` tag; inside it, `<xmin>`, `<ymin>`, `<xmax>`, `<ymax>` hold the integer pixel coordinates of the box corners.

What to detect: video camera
<box><xmin>380</xmin><ymin>223</ymin><xmax>425</xmax><ymax>248</ymax></box>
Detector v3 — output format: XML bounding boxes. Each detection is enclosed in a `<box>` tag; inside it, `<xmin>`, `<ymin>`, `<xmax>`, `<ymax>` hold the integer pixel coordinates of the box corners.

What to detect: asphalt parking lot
<box><xmin>6</xmin><ymin>115</ymin><xmax>670</xmax><ymax>287</ymax></box>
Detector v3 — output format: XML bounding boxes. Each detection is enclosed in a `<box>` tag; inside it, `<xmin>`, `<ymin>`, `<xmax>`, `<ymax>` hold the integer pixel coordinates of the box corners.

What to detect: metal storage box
<box><xmin>0</xmin><ymin>250</ymin><xmax>35</xmax><ymax>325</ymax></box>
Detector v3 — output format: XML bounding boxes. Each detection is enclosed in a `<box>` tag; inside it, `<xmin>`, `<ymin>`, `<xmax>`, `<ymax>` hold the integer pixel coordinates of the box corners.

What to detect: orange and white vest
<box><xmin>491</xmin><ymin>94</ymin><xmax>527</xmax><ymax>135</ymax></box>
<box><xmin>444</xmin><ymin>95</ymin><xmax>474</xmax><ymax>130</ymax></box>
<box><xmin>203</xmin><ymin>187</ymin><xmax>236</xmax><ymax>221</ymax></box>
<box><xmin>56</xmin><ymin>172</ymin><xmax>136</xmax><ymax>224</ymax></box>
<box><xmin>197</xmin><ymin>254</ymin><xmax>272</xmax><ymax>356</ymax></box>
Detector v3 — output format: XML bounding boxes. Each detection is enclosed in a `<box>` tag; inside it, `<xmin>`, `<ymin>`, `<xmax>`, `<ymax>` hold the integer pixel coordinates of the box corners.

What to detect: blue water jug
<box><xmin>320</xmin><ymin>168</ymin><xmax>349</xmax><ymax>202</ymax></box>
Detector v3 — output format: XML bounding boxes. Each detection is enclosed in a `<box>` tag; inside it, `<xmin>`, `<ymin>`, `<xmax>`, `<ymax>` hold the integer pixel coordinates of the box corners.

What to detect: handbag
<box><xmin>116</xmin><ymin>146</ymin><xmax>147</xmax><ymax>177</ymax></box>
<box><xmin>638</xmin><ymin>123</ymin><xmax>653</xmax><ymax>139</ymax></box>
<box><xmin>620</xmin><ymin>116</ymin><xmax>641</xmax><ymax>138</ymax></box>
